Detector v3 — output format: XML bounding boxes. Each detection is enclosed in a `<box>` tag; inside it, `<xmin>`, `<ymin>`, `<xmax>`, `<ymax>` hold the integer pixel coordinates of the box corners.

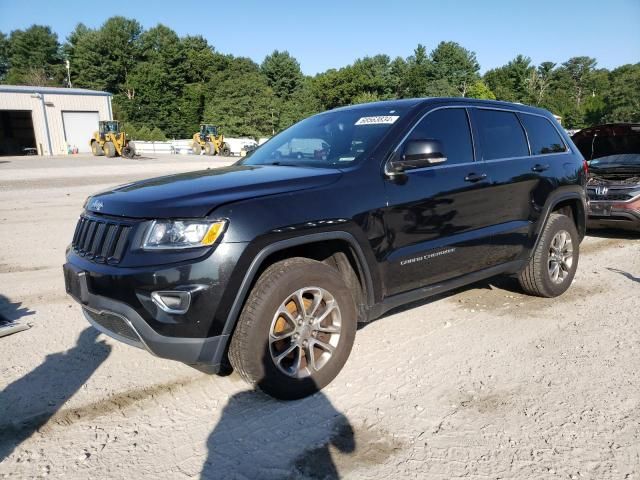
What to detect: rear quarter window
<box><xmin>474</xmin><ymin>109</ymin><xmax>529</xmax><ymax>160</ymax></box>
<box><xmin>519</xmin><ymin>114</ymin><xmax>567</xmax><ymax>155</ymax></box>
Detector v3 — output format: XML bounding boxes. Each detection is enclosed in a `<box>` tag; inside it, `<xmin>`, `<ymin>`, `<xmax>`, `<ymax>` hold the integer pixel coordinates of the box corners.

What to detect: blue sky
<box><xmin>1</xmin><ymin>0</ymin><xmax>639</xmax><ymax>74</ymax></box>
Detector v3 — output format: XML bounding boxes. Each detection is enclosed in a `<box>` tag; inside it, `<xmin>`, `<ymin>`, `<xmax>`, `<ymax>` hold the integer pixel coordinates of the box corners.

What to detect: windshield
<box><xmin>239</xmin><ymin>106</ymin><xmax>408</xmax><ymax>169</ymax></box>
<box><xmin>101</xmin><ymin>121</ymin><xmax>119</xmax><ymax>134</ymax></box>
<box><xmin>202</xmin><ymin>125</ymin><xmax>218</xmax><ymax>136</ymax></box>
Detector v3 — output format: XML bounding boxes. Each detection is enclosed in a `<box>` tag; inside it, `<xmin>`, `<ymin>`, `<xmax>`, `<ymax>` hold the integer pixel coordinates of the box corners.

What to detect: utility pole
<box><xmin>65</xmin><ymin>59</ymin><xmax>72</xmax><ymax>88</ymax></box>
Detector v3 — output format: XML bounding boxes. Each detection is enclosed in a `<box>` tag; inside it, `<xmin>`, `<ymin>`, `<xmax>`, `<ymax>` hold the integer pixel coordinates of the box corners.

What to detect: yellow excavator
<box><xmin>192</xmin><ymin>124</ymin><xmax>231</xmax><ymax>156</ymax></box>
<box><xmin>90</xmin><ymin>121</ymin><xmax>134</xmax><ymax>158</ymax></box>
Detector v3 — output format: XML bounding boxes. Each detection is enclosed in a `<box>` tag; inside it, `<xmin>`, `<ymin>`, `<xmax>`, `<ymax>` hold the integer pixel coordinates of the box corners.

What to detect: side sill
<box><xmin>368</xmin><ymin>259</ymin><xmax>526</xmax><ymax>320</ymax></box>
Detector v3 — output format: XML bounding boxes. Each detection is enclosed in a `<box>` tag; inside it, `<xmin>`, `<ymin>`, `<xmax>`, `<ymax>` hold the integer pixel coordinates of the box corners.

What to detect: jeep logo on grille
<box><xmin>90</xmin><ymin>199</ymin><xmax>104</xmax><ymax>211</ymax></box>
<box><xmin>595</xmin><ymin>186</ymin><xmax>608</xmax><ymax>196</ymax></box>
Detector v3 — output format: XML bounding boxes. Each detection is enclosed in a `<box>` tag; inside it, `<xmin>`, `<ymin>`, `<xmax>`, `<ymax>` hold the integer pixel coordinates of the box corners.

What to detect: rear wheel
<box><xmin>220</xmin><ymin>143</ymin><xmax>231</xmax><ymax>157</ymax></box>
<box><xmin>204</xmin><ymin>142</ymin><xmax>215</xmax><ymax>155</ymax></box>
<box><xmin>192</xmin><ymin>142</ymin><xmax>202</xmax><ymax>155</ymax></box>
<box><xmin>518</xmin><ymin>213</ymin><xmax>579</xmax><ymax>297</ymax></box>
<box><xmin>103</xmin><ymin>141</ymin><xmax>116</xmax><ymax>158</ymax></box>
<box><xmin>91</xmin><ymin>141</ymin><xmax>104</xmax><ymax>156</ymax></box>
<box><xmin>122</xmin><ymin>145</ymin><xmax>135</xmax><ymax>158</ymax></box>
<box><xmin>228</xmin><ymin>258</ymin><xmax>357</xmax><ymax>400</ymax></box>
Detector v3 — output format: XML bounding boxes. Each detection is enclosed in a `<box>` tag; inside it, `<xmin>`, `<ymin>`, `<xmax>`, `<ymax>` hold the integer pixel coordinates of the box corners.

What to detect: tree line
<box><xmin>1</xmin><ymin>17</ymin><xmax>638</xmax><ymax>139</ymax></box>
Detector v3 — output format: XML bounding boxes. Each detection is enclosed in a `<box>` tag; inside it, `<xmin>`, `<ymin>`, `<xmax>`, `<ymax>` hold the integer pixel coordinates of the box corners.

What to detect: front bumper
<box><xmin>587</xmin><ymin>203</ymin><xmax>640</xmax><ymax>231</ymax></box>
<box><xmin>63</xmin><ymin>240</ymin><xmax>250</xmax><ymax>370</ymax></box>
<box><xmin>64</xmin><ymin>262</ymin><xmax>228</xmax><ymax>370</ymax></box>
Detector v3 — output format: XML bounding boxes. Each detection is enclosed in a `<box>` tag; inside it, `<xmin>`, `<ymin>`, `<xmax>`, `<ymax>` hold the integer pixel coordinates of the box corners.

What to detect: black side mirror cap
<box><xmin>389</xmin><ymin>139</ymin><xmax>447</xmax><ymax>174</ymax></box>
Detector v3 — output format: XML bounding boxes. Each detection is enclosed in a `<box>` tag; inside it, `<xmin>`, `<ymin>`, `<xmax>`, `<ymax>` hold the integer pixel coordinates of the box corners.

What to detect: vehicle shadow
<box><xmin>359</xmin><ymin>275</ymin><xmax>522</xmax><ymax>329</ymax></box>
<box><xmin>586</xmin><ymin>228</ymin><xmax>640</xmax><ymax>240</ymax></box>
<box><xmin>607</xmin><ymin>267</ymin><xmax>640</xmax><ymax>284</ymax></box>
<box><xmin>0</xmin><ymin>294</ymin><xmax>35</xmax><ymax>337</ymax></box>
<box><xmin>0</xmin><ymin>294</ymin><xmax>35</xmax><ymax>322</ymax></box>
<box><xmin>0</xmin><ymin>327</ymin><xmax>111</xmax><ymax>461</ymax></box>
<box><xmin>202</xmin><ymin>349</ymin><xmax>355</xmax><ymax>479</ymax></box>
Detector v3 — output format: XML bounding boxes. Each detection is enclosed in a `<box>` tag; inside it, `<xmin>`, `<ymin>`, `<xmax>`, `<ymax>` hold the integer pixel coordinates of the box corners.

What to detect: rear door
<box><xmin>62</xmin><ymin>111</ymin><xmax>99</xmax><ymax>153</ymax></box>
<box><xmin>381</xmin><ymin>107</ymin><xmax>497</xmax><ymax>296</ymax></box>
<box><xmin>471</xmin><ymin>108</ymin><xmax>568</xmax><ymax>264</ymax></box>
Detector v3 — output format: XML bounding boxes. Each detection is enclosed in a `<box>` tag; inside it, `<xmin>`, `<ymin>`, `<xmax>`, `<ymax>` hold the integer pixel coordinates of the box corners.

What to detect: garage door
<box><xmin>0</xmin><ymin>110</ymin><xmax>36</xmax><ymax>155</ymax></box>
<box><xmin>62</xmin><ymin>111</ymin><xmax>99</xmax><ymax>153</ymax></box>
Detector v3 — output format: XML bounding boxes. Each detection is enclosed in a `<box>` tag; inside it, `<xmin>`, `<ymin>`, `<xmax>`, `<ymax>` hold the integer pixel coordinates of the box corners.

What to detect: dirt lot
<box><xmin>1</xmin><ymin>154</ymin><xmax>639</xmax><ymax>479</ymax></box>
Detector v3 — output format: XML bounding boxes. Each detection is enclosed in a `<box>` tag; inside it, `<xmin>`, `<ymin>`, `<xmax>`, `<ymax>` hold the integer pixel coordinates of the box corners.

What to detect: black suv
<box><xmin>64</xmin><ymin>98</ymin><xmax>587</xmax><ymax>399</ymax></box>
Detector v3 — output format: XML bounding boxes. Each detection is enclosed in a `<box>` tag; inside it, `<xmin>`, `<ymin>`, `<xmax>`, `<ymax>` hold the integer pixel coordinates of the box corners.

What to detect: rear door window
<box><xmin>519</xmin><ymin>114</ymin><xmax>566</xmax><ymax>155</ymax></box>
<box><xmin>474</xmin><ymin>109</ymin><xmax>529</xmax><ymax>160</ymax></box>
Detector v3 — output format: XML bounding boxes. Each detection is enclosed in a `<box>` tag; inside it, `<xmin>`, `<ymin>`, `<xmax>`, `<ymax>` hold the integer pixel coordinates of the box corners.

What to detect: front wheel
<box><xmin>204</xmin><ymin>142</ymin><xmax>215</xmax><ymax>155</ymax></box>
<box><xmin>220</xmin><ymin>143</ymin><xmax>231</xmax><ymax>157</ymax></box>
<box><xmin>192</xmin><ymin>142</ymin><xmax>202</xmax><ymax>155</ymax></box>
<box><xmin>103</xmin><ymin>141</ymin><xmax>116</xmax><ymax>158</ymax></box>
<box><xmin>228</xmin><ymin>258</ymin><xmax>356</xmax><ymax>400</ymax></box>
<box><xmin>91</xmin><ymin>141</ymin><xmax>104</xmax><ymax>156</ymax></box>
<box><xmin>518</xmin><ymin>213</ymin><xmax>579</xmax><ymax>297</ymax></box>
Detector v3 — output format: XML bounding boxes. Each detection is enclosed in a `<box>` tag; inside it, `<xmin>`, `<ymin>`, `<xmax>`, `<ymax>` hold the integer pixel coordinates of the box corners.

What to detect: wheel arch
<box><xmin>221</xmin><ymin>232</ymin><xmax>375</xmax><ymax>339</ymax></box>
<box><xmin>533</xmin><ymin>187</ymin><xmax>587</xmax><ymax>253</ymax></box>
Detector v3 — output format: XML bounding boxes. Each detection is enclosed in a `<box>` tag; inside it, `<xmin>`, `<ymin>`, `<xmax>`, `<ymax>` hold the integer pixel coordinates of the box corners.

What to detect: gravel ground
<box><xmin>1</xmin><ymin>155</ymin><xmax>639</xmax><ymax>479</ymax></box>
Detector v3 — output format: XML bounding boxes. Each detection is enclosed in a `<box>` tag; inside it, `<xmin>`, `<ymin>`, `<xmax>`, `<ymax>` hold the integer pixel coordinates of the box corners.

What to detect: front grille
<box><xmin>588</xmin><ymin>191</ymin><xmax>634</xmax><ymax>201</ymax></box>
<box><xmin>72</xmin><ymin>215</ymin><xmax>132</xmax><ymax>264</ymax></box>
<box><xmin>84</xmin><ymin>308</ymin><xmax>141</xmax><ymax>344</ymax></box>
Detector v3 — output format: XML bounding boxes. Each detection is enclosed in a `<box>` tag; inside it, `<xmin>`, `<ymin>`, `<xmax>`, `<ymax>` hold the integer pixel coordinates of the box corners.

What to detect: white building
<box><xmin>0</xmin><ymin>85</ymin><xmax>112</xmax><ymax>156</ymax></box>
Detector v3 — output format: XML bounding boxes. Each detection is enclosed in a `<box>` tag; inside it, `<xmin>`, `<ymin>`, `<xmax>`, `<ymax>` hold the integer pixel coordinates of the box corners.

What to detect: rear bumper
<box><xmin>78</xmin><ymin>289</ymin><xmax>228</xmax><ymax>370</ymax></box>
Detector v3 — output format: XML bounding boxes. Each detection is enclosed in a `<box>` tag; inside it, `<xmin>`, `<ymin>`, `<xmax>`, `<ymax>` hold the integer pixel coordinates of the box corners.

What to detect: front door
<box><xmin>380</xmin><ymin>107</ymin><xmax>496</xmax><ymax>297</ymax></box>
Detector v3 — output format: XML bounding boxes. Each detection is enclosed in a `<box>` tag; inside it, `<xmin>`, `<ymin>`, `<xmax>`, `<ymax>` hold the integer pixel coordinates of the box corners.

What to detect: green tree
<box><xmin>67</xmin><ymin>17</ymin><xmax>142</xmax><ymax>93</ymax></box>
<box><xmin>261</xmin><ymin>50</ymin><xmax>303</xmax><ymax>100</ymax></box>
<box><xmin>6</xmin><ymin>25</ymin><xmax>63</xmax><ymax>85</ymax></box>
<box><xmin>204</xmin><ymin>57</ymin><xmax>275</xmax><ymax>137</ymax></box>
<box><xmin>0</xmin><ymin>32</ymin><xmax>9</xmax><ymax>82</ymax></box>
<box><xmin>484</xmin><ymin>55</ymin><xmax>534</xmax><ymax>103</ymax></box>
<box><xmin>561</xmin><ymin>56</ymin><xmax>597</xmax><ymax>109</ymax></box>
<box><xmin>466</xmin><ymin>80</ymin><xmax>495</xmax><ymax>100</ymax></box>
<box><xmin>429</xmin><ymin>41</ymin><xmax>480</xmax><ymax>97</ymax></box>
<box><xmin>117</xmin><ymin>24</ymin><xmax>187</xmax><ymax>136</ymax></box>
<box><xmin>526</xmin><ymin>61</ymin><xmax>556</xmax><ymax>105</ymax></box>
<box><xmin>602</xmin><ymin>63</ymin><xmax>640</xmax><ymax>122</ymax></box>
<box><xmin>400</xmin><ymin>44</ymin><xmax>431</xmax><ymax>97</ymax></box>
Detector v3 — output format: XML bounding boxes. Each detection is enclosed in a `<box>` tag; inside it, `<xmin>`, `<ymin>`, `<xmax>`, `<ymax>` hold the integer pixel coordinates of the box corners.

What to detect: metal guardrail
<box><xmin>129</xmin><ymin>137</ymin><xmax>260</xmax><ymax>156</ymax></box>
<box><xmin>129</xmin><ymin>141</ymin><xmax>197</xmax><ymax>154</ymax></box>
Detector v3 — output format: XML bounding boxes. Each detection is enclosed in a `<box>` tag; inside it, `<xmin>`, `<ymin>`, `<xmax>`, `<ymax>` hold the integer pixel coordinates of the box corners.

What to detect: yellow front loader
<box><xmin>192</xmin><ymin>124</ymin><xmax>231</xmax><ymax>156</ymax></box>
<box><xmin>90</xmin><ymin>121</ymin><xmax>134</xmax><ymax>158</ymax></box>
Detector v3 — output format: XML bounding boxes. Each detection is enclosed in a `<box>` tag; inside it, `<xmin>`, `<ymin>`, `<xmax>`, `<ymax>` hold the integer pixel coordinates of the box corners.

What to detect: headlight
<box><xmin>142</xmin><ymin>220</ymin><xmax>227</xmax><ymax>250</ymax></box>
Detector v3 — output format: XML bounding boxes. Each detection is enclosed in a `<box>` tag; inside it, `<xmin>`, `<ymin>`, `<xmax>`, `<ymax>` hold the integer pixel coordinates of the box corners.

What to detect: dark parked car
<box><xmin>64</xmin><ymin>98</ymin><xmax>587</xmax><ymax>399</ymax></box>
<box><xmin>572</xmin><ymin>123</ymin><xmax>640</xmax><ymax>230</ymax></box>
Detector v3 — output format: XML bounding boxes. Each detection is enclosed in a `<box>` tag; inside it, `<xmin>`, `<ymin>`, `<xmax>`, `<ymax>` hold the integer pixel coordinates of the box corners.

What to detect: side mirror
<box><xmin>389</xmin><ymin>139</ymin><xmax>447</xmax><ymax>173</ymax></box>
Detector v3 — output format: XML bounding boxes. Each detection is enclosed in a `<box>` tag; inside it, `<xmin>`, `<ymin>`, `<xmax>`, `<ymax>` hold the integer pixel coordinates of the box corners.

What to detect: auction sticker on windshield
<box><xmin>355</xmin><ymin>116</ymin><xmax>399</xmax><ymax>125</ymax></box>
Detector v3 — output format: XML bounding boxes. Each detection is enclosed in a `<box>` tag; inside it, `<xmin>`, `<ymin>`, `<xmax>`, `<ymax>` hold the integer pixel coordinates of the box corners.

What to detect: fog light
<box><xmin>151</xmin><ymin>291</ymin><xmax>191</xmax><ymax>314</ymax></box>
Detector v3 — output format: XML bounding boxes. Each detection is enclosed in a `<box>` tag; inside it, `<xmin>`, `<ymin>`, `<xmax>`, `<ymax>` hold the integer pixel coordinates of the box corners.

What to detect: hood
<box><xmin>86</xmin><ymin>164</ymin><xmax>342</xmax><ymax>218</ymax></box>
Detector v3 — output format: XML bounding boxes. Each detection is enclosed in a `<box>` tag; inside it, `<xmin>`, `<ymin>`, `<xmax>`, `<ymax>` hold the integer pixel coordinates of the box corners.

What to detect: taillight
<box><xmin>583</xmin><ymin>160</ymin><xmax>589</xmax><ymax>175</ymax></box>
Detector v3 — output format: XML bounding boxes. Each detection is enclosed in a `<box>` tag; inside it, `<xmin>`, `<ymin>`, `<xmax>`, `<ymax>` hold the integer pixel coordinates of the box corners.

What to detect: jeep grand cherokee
<box><xmin>64</xmin><ymin>98</ymin><xmax>587</xmax><ymax>399</ymax></box>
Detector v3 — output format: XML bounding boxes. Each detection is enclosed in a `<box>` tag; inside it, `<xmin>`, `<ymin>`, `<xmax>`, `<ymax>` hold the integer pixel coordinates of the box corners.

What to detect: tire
<box><xmin>518</xmin><ymin>213</ymin><xmax>579</xmax><ymax>298</ymax></box>
<box><xmin>192</xmin><ymin>142</ymin><xmax>202</xmax><ymax>155</ymax></box>
<box><xmin>228</xmin><ymin>257</ymin><xmax>357</xmax><ymax>400</ymax></box>
<box><xmin>204</xmin><ymin>142</ymin><xmax>215</xmax><ymax>156</ymax></box>
<box><xmin>220</xmin><ymin>143</ymin><xmax>231</xmax><ymax>157</ymax></box>
<box><xmin>103</xmin><ymin>141</ymin><xmax>116</xmax><ymax>158</ymax></box>
<box><xmin>122</xmin><ymin>145</ymin><xmax>135</xmax><ymax>158</ymax></box>
<box><xmin>91</xmin><ymin>141</ymin><xmax>104</xmax><ymax>156</ymax></box>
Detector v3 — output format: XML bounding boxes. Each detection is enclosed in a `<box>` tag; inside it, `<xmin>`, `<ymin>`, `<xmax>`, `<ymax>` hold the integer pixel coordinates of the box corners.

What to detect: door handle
<box><xmin>532</xmin><ymin>163</ymin><xmax>550</xmax><ymax>172</ymax></box>
<box><xmin>464</xmin><ymin>173</ymin><xmax>487</xmax><ymax>183</ymax></box>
